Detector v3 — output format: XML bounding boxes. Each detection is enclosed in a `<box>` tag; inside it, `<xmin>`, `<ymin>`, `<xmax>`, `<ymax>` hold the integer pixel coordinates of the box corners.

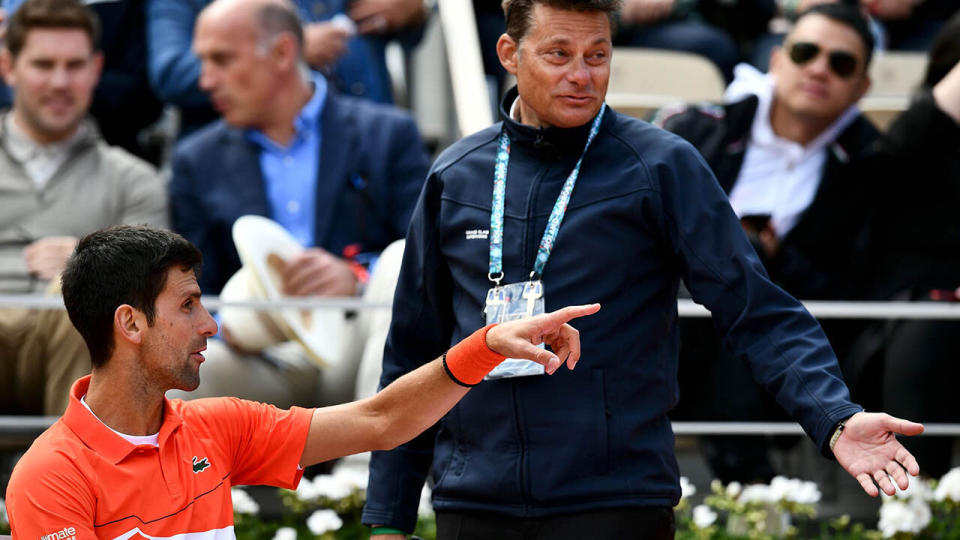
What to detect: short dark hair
<box><xmin>923</xmin><ymin>11</ymin><xmax>960</xmax><ymax>88</ymax></box>
<box><xmin>5</xmin><ymin>0</ymin><xmax>101</xmax><ymax>59</ymax></box>
<box><xmin>61</xmin><ymin>225</ymin><xmax>203</xmax><ymax>368</ymax></box>
<box><xmin>793</xmin><ymin>3</ymin><xmax>875</xmax><ymax>69</ymax></box>
<box><xmin>501</xmin><ymin>0</ymin><xmax>621</xmax><ymax>43</ymax></box>
<box><xmin>256</xmin><ymin>3</ymin><xmax>304</xmax><ymax>53</ymax></box>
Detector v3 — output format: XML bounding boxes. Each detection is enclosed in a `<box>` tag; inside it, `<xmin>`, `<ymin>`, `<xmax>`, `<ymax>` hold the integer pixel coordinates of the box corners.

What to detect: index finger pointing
<box><xmin>539</xmin><ymin>304</ymin><xmax>600</xmax><ymax>330</ymax></box>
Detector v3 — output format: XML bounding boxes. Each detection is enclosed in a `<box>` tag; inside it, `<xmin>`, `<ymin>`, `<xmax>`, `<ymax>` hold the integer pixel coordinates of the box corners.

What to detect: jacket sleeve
<box><xmin>146</xmin><ymin>0</ymin><xmax>211</xmax><ymax>108</ymax></box>
<box><xmin>362</xmin><ymin>171</ymin><xmax>454</xmax><ymax>532</ymax></box>
<box><xmin>652</xmin><ymin>141</ymin><xmax>861</xmax><ymax>455</ymax></box>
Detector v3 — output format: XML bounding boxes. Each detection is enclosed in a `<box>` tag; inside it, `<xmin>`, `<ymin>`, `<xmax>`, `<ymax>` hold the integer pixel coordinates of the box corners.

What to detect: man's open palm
<box><xmin>833</xmin><ymin>412</ymin><xmax>924</xmax><ymax>496</ymax></box>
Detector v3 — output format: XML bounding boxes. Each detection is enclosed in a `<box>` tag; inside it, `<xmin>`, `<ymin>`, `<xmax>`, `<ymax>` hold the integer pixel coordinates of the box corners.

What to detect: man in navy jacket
<box><xmin>363</xmin><ymin>0</ymin><xmax>923</xmax><ymax>537</ymax></box>
<box><xmin>168</xmin><ymin>0</ymin><xmax>430</xmax><ymax>407</ymax></box>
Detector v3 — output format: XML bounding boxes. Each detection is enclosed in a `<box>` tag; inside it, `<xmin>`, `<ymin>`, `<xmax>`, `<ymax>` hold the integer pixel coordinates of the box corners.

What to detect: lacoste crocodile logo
<box><xmin>192</xmin><ymin>456</ymin><xmax>211</xmax><ymax>473</ymax></box>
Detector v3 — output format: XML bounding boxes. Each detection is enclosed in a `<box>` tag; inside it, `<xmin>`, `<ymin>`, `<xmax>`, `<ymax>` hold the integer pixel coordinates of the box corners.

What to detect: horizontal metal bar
<box><xmin>672</xmin><ymin>422</ymin><xmax>960</xmax><ymax>436</ymax></box>
<box><xmin>5</xmin><ymin>296</ymin><xmax>960</xmax><ymax>319</ymax></box>
<box><xmin>0</xmin><ymin>418</ymin><xmax>957</xmax><ymax>439</ymax></box>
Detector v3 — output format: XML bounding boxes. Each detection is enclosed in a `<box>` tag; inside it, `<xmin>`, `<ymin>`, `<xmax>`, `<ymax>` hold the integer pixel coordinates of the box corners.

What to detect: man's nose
<box><xmin>49</xmin><ymin>66</ymin><xmax>70</xmax><ymax>87</ymax></box>
<box><xmin>566</xmin><ymin>56</ymin><xmax>591</xmax><ymax>86</ymax></box>
<box><xmin>198</xmin><ymin>63</ymin><xmax>216</xmax><ymax>91</ymax></box>
<box><xmin>198</xmin><ymin>304</ymin><xmax>218</xmax><ymax>337</ymax></box>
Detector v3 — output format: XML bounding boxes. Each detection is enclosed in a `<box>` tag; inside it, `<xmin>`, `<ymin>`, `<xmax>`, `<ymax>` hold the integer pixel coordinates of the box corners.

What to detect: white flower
<box><xmin>692</xmin><ymin>504</ymin><xmax>717</xmax><ymax>528</ymax></box>
<box><xmin>230</xmin><ymin>488</ymin><xmax>260</xmax><ymax>515</ymax></box>
<box><xmin>935</xmin><ymin>467</ymin><xmax>960</xmax><ymax>502</ymax></box>
<box><xmin>878</xmin><ymin>499</ymin><xmax>931</xmax><ymax>538</ymax></box>
<box><xmin>789</xmin><ymin>480</ymin><xmax>821</xmax><ymax>505</ymax></box>
<box><xmin>418</xmin><ymin>484</ymin><xmax>434</xmax><ymax>517</ymax></box>
<box><xmin>295</xmin><ymin>476</ymin><xmax>320</xmax><ymax>501</ymax></box>
<box><xmin>726</xmin><ymin>481</ymin><xmax>742</xmax><ymax>498</ymax></box>
<box><xmin>272</xmin><ymin>527</ymin><xmax>298</xmax><ymax>540</ymax></box>
<box><xmin>332</xmin><ymin>466</ymin><xmax>369</xmax><ymax>491</ymax></box>
<box><xmin>307</xmin><ymin>509</ymin><xmax>344</xmax><ymax>535</ymax></box>
<box><xmin>738</xmin><ymin>483</ymin><xmax>773</xmax><ymax>504</ymax></box>
<box><xmin>680</xmin><ymin>476</ymin><xmax>697</xmax><ymax>500</ymax></box>
<box><xmin>886</xmin><ymin>476</ymin><xmax>934</xmax><ymax>502</ymax></box>
<box><xmin>312</xmin><ymin>474</ymin><xmax>354</xmax><ymax>500</ymax></box>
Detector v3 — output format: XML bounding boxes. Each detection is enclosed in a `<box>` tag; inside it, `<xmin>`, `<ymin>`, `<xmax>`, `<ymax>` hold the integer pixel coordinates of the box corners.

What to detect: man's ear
<box><xmin>91</xmin><ymin>51</ymin><xmax>104</xmax><ymax>81</ymax></box>
<box><xmin>497</xmin><ymin>33</ymin><xmax>519</xmax><ymax>76</ymax></box>
<box><xmin>114</xmin><ymin>304</ymin><xmax>145</xmax><ymax>346</ymax></box>
<box><xmin>0</xmin><ymin>49</ymin><xmax>15</xmax><ymax>87</ymax></box>
<box><xmin>768</xmin><ymin>45</ymin><xmax>782</xmax><ymax>74</ymax></box>
<box><xmin>271</xmin><ymin>32</ymin><xmax>298</xmax><ymax>72</ymax></box>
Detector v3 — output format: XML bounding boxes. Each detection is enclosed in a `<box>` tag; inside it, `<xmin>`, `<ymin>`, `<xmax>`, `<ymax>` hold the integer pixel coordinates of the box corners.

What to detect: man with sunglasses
<box><xmin>655</xmin><ymin>2</ymin><xmax>879</xmax><ymax>483</ymax></box>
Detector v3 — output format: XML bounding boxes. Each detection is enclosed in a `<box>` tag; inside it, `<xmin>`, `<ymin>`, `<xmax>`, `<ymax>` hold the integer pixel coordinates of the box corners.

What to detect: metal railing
<box><xmin>4</xmin><ymin>295</ymin><xmax>960</xmax><ymax>441</ymax></box>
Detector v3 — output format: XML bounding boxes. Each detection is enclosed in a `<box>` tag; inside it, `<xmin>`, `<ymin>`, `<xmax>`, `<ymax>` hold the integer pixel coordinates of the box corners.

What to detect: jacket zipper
<box><xmin>513</xmin><ymin>155</ymin><xmax>551</xmax><ymax>512</ymax></box>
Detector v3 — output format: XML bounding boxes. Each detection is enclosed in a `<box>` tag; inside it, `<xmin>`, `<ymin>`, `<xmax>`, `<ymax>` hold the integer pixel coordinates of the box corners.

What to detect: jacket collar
<box><xmin>62</xmin><ymin>375</ymin><xmax>184</xmax><ymax>465</ymax></box>
<box><xmin>498</xmin><ymin>86</ymin><xmax>606</xmax><ymax>157</ymax></box>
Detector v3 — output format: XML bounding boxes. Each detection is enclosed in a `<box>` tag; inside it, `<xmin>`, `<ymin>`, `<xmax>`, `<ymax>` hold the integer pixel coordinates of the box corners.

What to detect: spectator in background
<box><xmin>654</xmin><ymin>2</ymin><xmax>878</xmax><ymax>483</ymax></box>
<box><xmin>148</xmin><ymin>0</ymin><xmax>426</xmax><ymax>137</ymax></box>
<box><xmin>752</xmin><ymin>0</ymin><xmax>958</xmax><ymax>70</ymax></box>
<box><xmin>169</xmin><ymin>0</ymin><xmax>430</xmax><ymax>407</ymax></box>
<box><xmin>2</xmin><ymin>0</ymin><xmax>166</xmax><ymax>165</ymax></box>
<box><xmin>0</xmin><ymin>0</ymin><xmax>167</xmax><ymax>416</ymax></box>
<box><xmin>848</xmin><ymin>11</ymin><xmax>960</xmax><ymax>478</ymax></box>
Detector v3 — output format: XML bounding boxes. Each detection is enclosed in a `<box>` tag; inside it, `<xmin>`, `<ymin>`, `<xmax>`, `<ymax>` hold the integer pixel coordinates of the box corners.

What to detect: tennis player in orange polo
<box><xmin>5</xmin><ymin>225</ymin><xmax>599</xmax><ymax>539</ymax></box>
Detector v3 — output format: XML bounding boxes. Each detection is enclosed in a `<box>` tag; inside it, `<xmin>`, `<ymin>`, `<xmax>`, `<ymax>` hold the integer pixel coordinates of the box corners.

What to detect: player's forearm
<box><xmin>299</xmin><ymin>326</ymin><xmax>503</xmax><ymax>466</ymax></box>
<box><xmin>366</xmin><ymin>357</ymin><xmax>473</xmax><ymax>450</ymax></box>
<box><xmin>366</xmin><ymin>326</ymin><xmax>505</xmax><ymax>450</ymax></box>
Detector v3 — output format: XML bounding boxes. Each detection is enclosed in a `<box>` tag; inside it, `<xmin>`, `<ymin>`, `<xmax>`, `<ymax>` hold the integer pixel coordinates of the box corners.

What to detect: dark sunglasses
<box><xmin>787</xmin><ymin>41</ymin><xmax>859</xmax><ymax>79</ymax></box>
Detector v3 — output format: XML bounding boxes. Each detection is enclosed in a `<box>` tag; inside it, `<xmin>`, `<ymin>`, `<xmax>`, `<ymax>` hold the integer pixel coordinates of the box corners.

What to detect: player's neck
<box><xmin>85</xmin><ymin>364</ymin><xmax>165</xmax><ymax>436</ymax></box>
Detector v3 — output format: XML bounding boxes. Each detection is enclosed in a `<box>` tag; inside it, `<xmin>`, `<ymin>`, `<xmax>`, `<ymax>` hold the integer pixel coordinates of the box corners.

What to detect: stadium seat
<box><xmin>861</xmin><ymin>51</ymin><xmax>928</xmax><ymax>130</ymax></box>
<box><xmin>607</xmin><ymin>48</ymin><xmax>727</xmax><ymax>119</ymax></box>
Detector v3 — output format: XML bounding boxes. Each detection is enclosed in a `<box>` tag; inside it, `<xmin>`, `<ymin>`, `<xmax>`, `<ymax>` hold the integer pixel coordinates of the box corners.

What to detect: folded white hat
<box><xmin>218</xmin><ymin>215</ymin><xmax>354</xmax><ymax>367</ymax></box>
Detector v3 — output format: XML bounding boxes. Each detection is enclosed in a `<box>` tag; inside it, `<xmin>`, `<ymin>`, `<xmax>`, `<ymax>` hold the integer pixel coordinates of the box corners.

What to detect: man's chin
<box><xmin>174</xmin><ymin>373</ymin><xmax>202</xmax><ymax>393</ymax></box>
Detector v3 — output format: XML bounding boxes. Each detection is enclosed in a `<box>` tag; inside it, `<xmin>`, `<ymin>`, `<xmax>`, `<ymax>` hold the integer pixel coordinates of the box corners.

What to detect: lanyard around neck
<box><xmin>488</xmin><ymin>106</ymin><xmax>606</xmax><ymax>285</ymax></box>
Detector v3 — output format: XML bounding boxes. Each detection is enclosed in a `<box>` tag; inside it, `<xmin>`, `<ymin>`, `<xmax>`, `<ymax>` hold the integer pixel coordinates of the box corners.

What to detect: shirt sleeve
<box><xmin>189</xmin><ymin>398</ymin><xmax>314</xmax><ymax>489</ymax></box>
<box><xmin>7</xmin><ymin>450</ymin><xmax>97</xmax><ymax>539</ymax></box>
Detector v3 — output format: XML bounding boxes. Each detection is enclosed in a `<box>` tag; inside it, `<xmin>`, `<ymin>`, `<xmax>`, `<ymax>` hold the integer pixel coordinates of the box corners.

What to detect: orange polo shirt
<box><xmin>7</xmin><ymin>376</ymin><xmax>313</xmax><ymax>539</ymax></box>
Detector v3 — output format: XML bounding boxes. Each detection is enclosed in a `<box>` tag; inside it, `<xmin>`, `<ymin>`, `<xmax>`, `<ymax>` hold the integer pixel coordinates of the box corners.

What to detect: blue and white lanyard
<box><xmin>488</xmin><ymin>106</ymin><xmax>606</xmax><ymax>285</ymax></box>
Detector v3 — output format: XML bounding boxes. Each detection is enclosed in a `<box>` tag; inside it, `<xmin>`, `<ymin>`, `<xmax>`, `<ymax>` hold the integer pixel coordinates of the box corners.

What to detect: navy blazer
<box><xmin>169</xmin><ymin>91</ymin><xmax>431</xmax><ymax>294</ymax></box>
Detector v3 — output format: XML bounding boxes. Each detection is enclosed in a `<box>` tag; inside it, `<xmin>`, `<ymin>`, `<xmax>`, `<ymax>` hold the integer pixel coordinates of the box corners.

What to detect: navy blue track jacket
<box><xmin>363</xmin><ymin>88</ymin><xmax>861</xmax><ymax>531</ymax></box>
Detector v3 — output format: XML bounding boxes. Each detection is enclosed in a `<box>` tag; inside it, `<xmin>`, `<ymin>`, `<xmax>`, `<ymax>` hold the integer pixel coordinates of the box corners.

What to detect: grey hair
<box><xmin>254</xmin><ymin>2</ymin><xmax>305</xmax><ymax>60</ymax></box>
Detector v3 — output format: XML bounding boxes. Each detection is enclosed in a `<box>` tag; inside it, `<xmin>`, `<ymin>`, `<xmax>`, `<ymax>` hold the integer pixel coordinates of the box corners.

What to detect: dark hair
<box><xmin>5</xmin><ymin>0</ymin><xmax>101</xmax><ymax>58</ymax></box>
<box><xmin>501</xmin><ymin>0</ymin><xmax>621</xmax><ymax>43</ymax></box>
<box><xmin>794</xmin><ymin>2</ymin><xmax>875</xmax><ymax>70</ymax></box>
<box><xmin>61</xmin><ymin>225</ymin><xmax>203</xmax><ymax>368</ymax></box>
<box><xmin>256</xmin><ymin>2</ymin><xmax>304</xmax><ymax>53</ymax></box>
<box><xmin>923</xmin><ymin>11</ymin><xmax>960</xmax><ymax>88</ymax></box>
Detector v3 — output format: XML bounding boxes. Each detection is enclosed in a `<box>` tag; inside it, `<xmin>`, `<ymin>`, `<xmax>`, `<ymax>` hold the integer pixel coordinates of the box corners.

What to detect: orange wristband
<box><xmin>442</xmin><ymin>324</ymin><xmax>506</xmax><ymax>386</ymax></box>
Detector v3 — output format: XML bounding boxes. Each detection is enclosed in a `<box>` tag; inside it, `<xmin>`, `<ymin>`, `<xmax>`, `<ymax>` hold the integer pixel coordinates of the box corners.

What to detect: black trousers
<box><xmin>436</xmin><ymin>507</ymin><xmax>675</xmax><ymax>540</ymax></box>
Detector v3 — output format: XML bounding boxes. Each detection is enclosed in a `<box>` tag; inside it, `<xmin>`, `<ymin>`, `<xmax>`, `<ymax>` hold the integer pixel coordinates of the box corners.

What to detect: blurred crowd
<box><xmin>0</xmin><ymin>0</ymin><xmax>958</xmax><ymax>495</ymax></box>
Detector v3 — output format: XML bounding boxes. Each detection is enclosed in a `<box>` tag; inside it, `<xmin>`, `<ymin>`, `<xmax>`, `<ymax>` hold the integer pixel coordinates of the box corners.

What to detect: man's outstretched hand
<box><xmin>486</xmin><ymin>304</ymin><xmax>601</xmax><ymax>374</ymax></box>
<box><xmin>833</xmin><ymin>412</ymin><xmax>925</xmax><ymax>496</ymax></box>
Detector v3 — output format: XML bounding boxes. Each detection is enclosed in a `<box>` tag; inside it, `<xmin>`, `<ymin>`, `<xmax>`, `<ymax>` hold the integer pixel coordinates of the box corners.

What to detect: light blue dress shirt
<box><xmin>246</xmin><ymin>73</ymin><xmax>328</xmax><ymax>248</ymax></box>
